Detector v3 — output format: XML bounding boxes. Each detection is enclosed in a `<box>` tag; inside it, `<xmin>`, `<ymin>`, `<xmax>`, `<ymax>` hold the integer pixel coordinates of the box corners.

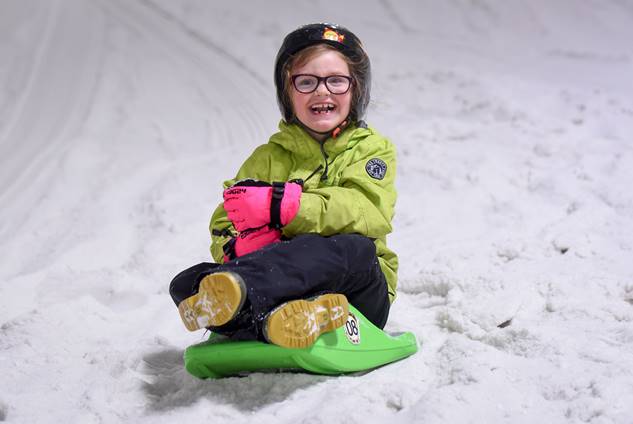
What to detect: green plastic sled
<box><xmin>184</xmin><ymin>305</ymin><xmax>419</xmax><ymax>379</ymax></box>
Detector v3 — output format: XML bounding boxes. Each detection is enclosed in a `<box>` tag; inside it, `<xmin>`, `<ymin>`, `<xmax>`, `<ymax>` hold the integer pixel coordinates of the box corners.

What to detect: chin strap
<box><xmin>294</xmin><ymin>116</ymin><xmax>352</xmax><ymax>139</ymax></box>
<box><xmin>330</xmin><ymin>119</ymin><xmax>350</xmax><ymax>139</ymax></box>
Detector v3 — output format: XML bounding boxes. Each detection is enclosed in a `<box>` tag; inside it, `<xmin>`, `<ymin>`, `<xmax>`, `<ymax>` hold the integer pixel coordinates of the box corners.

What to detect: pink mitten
<box><xmin>223</xmin><ymin>180</ymin><xmax>301</xmax><ymax>231</ymax></box>
<box><xmin>223</xmin><ymin>226</ymin><xmax>282</xmax><ymax>261</ymax></box>
<box><xmin>278</xmin><ymin>181</ymin><xmax>301</xmax><ymax>227</ymax></box>
<box><xmin>223</xmin><ymin>181</ymin><xmax>272</xmax><ymax>231</ymax></box>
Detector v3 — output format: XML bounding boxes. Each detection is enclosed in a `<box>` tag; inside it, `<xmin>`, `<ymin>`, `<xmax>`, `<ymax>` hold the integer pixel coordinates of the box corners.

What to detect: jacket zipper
<box><xmin>302</xmin><ymin>164</ymin><xmax>323</xmax><ymax>185</ymax></box>
<box><xmin>301</xmin><ymin>142</ymin><xmax>331</xmax><ymax>185</ymax></box>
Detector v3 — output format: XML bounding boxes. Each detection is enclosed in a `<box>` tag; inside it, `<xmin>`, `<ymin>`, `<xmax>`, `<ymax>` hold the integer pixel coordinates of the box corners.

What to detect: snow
<box><xmin>1</xmin><ymin>1</ymin><xmax>632</xmax><ymax>423</ymax></box>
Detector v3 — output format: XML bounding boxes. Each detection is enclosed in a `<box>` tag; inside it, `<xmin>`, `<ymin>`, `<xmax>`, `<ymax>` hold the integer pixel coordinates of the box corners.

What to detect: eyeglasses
<box><xmin>291</xmin><ymin>74</ymin><xmax>353</xmax><ymax>94</ymax></box>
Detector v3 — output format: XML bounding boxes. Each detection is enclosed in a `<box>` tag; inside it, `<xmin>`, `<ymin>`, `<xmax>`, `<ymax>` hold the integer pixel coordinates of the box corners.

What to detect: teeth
<box><xmin>311</xmin><ymin>104</ymin><xmax>335</xmax><ymax>113</ymax></box>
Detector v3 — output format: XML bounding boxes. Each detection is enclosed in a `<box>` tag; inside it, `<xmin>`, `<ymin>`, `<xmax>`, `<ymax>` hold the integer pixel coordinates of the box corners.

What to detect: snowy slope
<box><xmin>1</xmin><ymin>1</ymin><xmax>633</xmax><ymax>423</ymax></box>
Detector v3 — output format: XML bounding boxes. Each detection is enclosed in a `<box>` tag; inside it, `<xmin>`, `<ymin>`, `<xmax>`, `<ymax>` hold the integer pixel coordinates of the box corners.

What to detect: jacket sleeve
<box><xmin>282</xmin><ymin>138</ymin><xmax>397</xmax><ymax>239</ymax></box>
<box><xmin>209</xmin><ymin>145</ymin><xmax>275</xmax><ymax>263</ymax></box>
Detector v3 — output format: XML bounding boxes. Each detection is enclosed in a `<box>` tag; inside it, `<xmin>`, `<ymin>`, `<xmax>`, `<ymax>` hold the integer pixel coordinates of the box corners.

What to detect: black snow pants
<box><xmin>169</xmin><ymin>233</ymin><xmax>391</xmax><ymax>341</ymax></box>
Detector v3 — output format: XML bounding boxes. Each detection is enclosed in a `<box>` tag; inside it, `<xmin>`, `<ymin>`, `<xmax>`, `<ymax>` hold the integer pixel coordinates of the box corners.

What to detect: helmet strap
<box><xmin>293</xmin><ymin>115</ymin><xmax>352</xmax><ymax>140</ymax></box>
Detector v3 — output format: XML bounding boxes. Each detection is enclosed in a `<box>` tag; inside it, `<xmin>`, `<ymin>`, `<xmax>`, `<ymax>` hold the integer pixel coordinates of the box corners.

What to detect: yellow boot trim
<box><xmin>177</xmin><ymin>272</ymin><xmax>246</xmax><ymax>331</ymax></box>
<box><xmin>264</xmin><ymin>293</ymin><xmax>349</xmax><ymax>349</ymax></box>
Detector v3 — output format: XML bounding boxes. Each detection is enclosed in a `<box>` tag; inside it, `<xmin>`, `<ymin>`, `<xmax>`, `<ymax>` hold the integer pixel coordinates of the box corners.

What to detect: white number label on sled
<box><xmin>344</xmin><ymin>312</ymin><xmax>361</xmax><ymax>345</ymax></box>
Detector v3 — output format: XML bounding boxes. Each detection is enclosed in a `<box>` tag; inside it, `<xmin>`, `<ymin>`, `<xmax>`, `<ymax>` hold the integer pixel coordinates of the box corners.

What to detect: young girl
<box><xmin>169</xmin><ymin>23</ymin><xmax>398</xmax><ymax>349</ymax></box>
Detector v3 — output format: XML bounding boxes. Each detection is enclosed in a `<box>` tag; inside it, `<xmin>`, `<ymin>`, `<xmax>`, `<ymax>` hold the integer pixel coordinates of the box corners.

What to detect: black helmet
<box><xmin>274</xmin><ymin>23</ymin><xmax>371</xmax><ymax>123</ymax></box>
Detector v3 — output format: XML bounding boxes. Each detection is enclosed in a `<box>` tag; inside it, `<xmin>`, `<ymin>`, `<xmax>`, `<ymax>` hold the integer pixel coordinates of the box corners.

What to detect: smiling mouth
<box><xmin>310</xmin><ymin>104</ymin><xmax>336</xmax><ymax>114</ymax></box>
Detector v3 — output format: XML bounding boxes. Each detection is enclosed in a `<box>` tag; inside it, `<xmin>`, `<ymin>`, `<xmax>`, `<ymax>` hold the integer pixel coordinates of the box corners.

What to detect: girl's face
<box><xmin>290</xmin><ymin>50</ymin><xmax>352</xmax><ymax>139</ymax></box>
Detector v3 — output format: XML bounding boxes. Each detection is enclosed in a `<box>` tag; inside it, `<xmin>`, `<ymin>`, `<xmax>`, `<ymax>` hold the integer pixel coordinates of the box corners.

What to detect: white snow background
<box><xmin>1</xmin><ymin>1</ymin><xmax>633</xmax><ymax>423</ymax></box>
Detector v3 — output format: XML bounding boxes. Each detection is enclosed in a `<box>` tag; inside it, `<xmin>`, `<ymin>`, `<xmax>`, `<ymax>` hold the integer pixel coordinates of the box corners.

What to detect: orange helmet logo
<box><xmin>322</xmin><ymin>28</ymin><xmax>345</xmax><ymax>43</ymax></box>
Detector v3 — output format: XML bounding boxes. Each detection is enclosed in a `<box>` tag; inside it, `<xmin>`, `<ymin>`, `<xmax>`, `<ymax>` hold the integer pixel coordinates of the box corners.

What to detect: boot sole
<box><xmin>177</xmin><ymin>272</ymin><xmax>246</xmax><ymax>331</ymax></box>
<box><xmin>264</xmin><ymin>293</ymin><xmax>349</xmax><ymax>349</ymax></box>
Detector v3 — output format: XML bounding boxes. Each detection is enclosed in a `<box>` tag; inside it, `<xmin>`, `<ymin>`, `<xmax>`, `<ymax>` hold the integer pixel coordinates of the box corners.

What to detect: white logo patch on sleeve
<box><xmin>365</xmin><ymin>158</ymin><xmax>387</xmax><ymax>180</ymax></box>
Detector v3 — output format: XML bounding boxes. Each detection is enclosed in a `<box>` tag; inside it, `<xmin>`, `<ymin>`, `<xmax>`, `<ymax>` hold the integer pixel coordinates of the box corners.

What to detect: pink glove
<box><xmin>223</xmin><ymin>226</ymin><xmax>282</xmax><ymax>261</ymax></box>
<box><xmin>223</xmin><ymin>180</ymin><xmax>302</xmax><ymax>232</ymax></box>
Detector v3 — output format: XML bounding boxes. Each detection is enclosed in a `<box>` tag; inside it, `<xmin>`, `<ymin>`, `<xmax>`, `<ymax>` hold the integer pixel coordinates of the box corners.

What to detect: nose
<box><xmin>315</xmin><ymin>80</ymin><xmax>329</xmax><ymax>95</ymax></box>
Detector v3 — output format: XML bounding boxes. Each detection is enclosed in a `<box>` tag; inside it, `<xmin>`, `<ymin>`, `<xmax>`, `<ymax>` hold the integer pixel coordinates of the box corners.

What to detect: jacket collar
<box><xmin>269</xmin><ymin>120</ymin><xmax>371</xmax><ymax>159</ymax></box>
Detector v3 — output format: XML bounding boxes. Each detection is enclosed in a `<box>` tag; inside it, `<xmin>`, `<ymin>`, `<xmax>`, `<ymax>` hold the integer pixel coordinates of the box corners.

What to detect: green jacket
<box><xmin>209</xmin><ymin>121</ymin><xmax>399</xmax><ymax>302</ymax></box>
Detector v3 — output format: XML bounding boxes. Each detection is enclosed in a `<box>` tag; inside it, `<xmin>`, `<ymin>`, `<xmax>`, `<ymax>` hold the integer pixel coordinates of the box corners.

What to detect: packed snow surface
<box><xmin>1</xmin><ymin>1</ymin><xmax>633</xmax><ymax>423</ymax></box>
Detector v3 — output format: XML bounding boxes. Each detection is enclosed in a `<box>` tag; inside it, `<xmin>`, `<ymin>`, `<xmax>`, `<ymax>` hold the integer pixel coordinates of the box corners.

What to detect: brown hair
<box><xmin>281</xmin><ymin>44</ymin><xmax>367</xmax><ymax>121</ymax></box>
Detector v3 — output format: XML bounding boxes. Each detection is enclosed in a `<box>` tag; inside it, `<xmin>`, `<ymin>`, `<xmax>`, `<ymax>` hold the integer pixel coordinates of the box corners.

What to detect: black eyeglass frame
<box><xmin>291</xmin><ymin>74</ymin><xmax>354</xmax><ymax>94</ymax></box>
